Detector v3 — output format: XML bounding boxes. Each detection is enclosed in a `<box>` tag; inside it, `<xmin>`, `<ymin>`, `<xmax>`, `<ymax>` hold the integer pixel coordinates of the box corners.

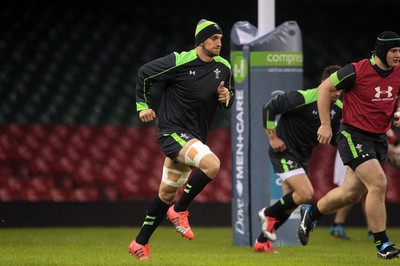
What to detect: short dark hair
<box><xmin>321</xmin><ymin>65</ymin><xmax>341</xmax><ymax>81</ymax></box>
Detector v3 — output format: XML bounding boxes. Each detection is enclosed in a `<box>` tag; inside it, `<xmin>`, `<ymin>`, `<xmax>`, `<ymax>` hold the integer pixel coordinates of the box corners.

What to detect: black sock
<box><xmin>309</xmin><ymin>204</ymin><xmax>324</xmax><ymax>221</ymax></box>
<box><xmin>274</xmin><ymin>212</ymin><xmax>291</xmax><ymax>230</ymax></box>
<box><xmin>135</xmin><ymin>196</ymin><xmax>169</xmax><ymax>245</ymax></box>
<box><xmin>174</xmin><ymin>169</ymin><xmax>211</xmax><ymax>212</ymax></box>
<box><xmin>373</xmin><ymin>231</ymin><xmax>389</xmax><ymax>250</ymax></box>
<box><xmin>265</xmin><ymin>192</ymin><xmax>297</xmax><ymax>217</ymax></box>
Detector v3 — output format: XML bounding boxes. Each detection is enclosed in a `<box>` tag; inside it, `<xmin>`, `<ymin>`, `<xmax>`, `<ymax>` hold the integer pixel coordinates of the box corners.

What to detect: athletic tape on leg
<box><xmin>184</xmin><ymin>141</ymin><xmax>213</xmax><ymax>168</ymax></box>
<box><xmin>161</xmin><ymin>166</ymin><xmax>191</xmax><ymax>187</ymax></box>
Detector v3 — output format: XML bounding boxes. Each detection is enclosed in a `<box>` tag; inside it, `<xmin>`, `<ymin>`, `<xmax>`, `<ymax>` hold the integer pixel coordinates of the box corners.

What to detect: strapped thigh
<box><xmin>184</xmin><ymin>141</ymin><xmax>213</xmax><ymax>168</ymax></box>
<box><xmin>161</xmin><ymin>166</ymin><xmax>191</xmax><ymax>188</ymax></box>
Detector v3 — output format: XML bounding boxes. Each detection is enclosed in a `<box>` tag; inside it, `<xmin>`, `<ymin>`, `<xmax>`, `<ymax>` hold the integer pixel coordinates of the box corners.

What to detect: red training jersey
<box><xmin>342</xmin><ymin>58</ymin><xmax>400</xmax><ymax>134</ymax></box>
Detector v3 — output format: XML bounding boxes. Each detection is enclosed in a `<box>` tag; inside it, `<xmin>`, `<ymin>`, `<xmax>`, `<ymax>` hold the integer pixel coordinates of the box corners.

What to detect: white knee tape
<box><xmin>184</xmin><ymin>141</ymin><xmax>213</xmax><ymax>168</ymax></box>
<box><xmin>161</xmin><ymin>166</ymin><xmax>191</xmax><ymax>188</ymax></box>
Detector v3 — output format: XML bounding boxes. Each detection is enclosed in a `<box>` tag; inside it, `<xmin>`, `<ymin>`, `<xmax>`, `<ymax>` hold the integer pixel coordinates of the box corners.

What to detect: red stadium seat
<box><xmin>3</xmin><ymin>176</ymin><xmax>26</xmax><ymax>191</ymax></box>
<box><xmin>0</xmin><ymin>187</ymin><xmax>19</xmax><ymax>201</ymax></box>
<box><xmin>28</xmin><ymin>176</ymin><xmax>55</xmax><ymax>194</ymax></box>
<box><xmin>98</xmin><ymin>165</ymin><xmax>119</xmax><ymax>185</ymax></box>
<box><xmin>68</xmin><ymin>133</ymin><xmax>88</xmax><ymax>151</ymax></box>
<box><xmin>22</xmin><ymin>134</ymin><xmax>42</xmax><ymax>152</ymax></box>
<box><xmin>64</xmin><ymin>145</ymin><xmax>83</xmax><ymax>164</ymax></box>
<box><xmin>309</xmin><ymin>144</ymin><xmax>337</xmax><ymax>201</ymax></box>
<box><xmin>74</xmin><ymin>124</ymin><xmax>96</xmax><ymax>140</ymax></box>
<box><xmin>52</xmin><ymin>124</ymin><xmax>73</xmax><ymax>140</ymax></box>
<box><xmin>54</xmin><ymin>155</ymin><xmax>78</xmax><ymax>175</ymax></box>
<box><xmin>110</xmin><ymin>145</ymin><xmax>129</xmax><ymax>162</ymax></box>
<box><xmin>31</xmin><ymin>156</ymin><xmax>52</xmax><ymax>175</ymax></box>
<box><xmin>38</xmin><ymin>145</ymin><xmax>57</xmax><ymax>164</ymax></box>
<box><xmin>73</xmin><ymin>160</ymin><xmax>96</xmax><ymax>186</ymax></box>
<box><xmin>87</xmin><ymin>144</ymin><xmax>107</xmax><ymax>162</ymax></box>
<box><xmin>70</xmin><ymin>187</ymin><xmax>102</xmax><ymax>201</ymax></box>
<box><xmin>0</xmin><ymin>132</ymin><xmax>18</xmax><ymax>153</ymax></box>
<box><xmin>99</xmin><ymin>125</ymin><xmax>121</xmax><ymax>140</ymax></box>
<box><xmin>103</xmin><ymin>186</ymin><xmax>119</xmax><ymax>201</ymax></box>
<box><xmin>48</xmin><ymin>187</ymin><xmax>70</xmax><ymax>202</ymax></box>
<box><xmin>20</xmin><ymin>187</ymin><xmax>43</xmax><ymax>201</ymax></box>
<box><xmin>92</xmin><ymin>134</ymin><xmax>111</xmax><ymax>151</ymax></box>
<box><xmin>47</xmin><ymin>133</ymin><xmax>66</xmax><ymax>151</ymax></box>
<box><xmin>105</xmin><ymin>156</ymin><xmax>124</xmax><ymax>173</ymax></box>
<box><xmin>118</xmin><ymin>175</ymin><xmax>142</xmax><ymax>199</ymax></box>
<box><xmin>15</xmin><ymin>143</ymin><xmax>33</xmax><ymax>162</ymax></box>
<box><xmin>123</xmin><ymin>127</ymin><xmax>142</xmax><ymax>142</ymax></box>
<box><xmin>117</xmin><ymin>134</ymin><xmax>135</xmax><ymax>152</ymax></box>
<box><xmin>4</xmin><ymin>123</ymin><xmax>25</xmax><ymax>141</ymax></box>
<box><xmin>27</xmin><ymin>123</ymin><xmax>49</xmax><ymax>140</ymax></box>
<box><xmin>57</xmin><ymin>175</ymin><xmax>74</xmax><ymax>190</ymax></box>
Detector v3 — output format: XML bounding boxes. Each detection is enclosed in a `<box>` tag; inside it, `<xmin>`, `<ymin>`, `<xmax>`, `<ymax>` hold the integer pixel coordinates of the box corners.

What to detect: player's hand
<box><xmin>393</xmin><ymin>111</ymin><xmax>400</xmax><ymax>127</ymax></box>
<box><xmin>217</xmin><ymin>81</ymin><xmax>230</xmax><ymax>107</ymax></box>
<box><xmin>139</xmin><ymin>109</ymin><xmax>156</xmax><ymax>123</ymax></box>
<box><xmin>270</xmin><ymin>138</ymin><xmax>286</xmax><ymax>152</ymax></box>
<box><xmin>317</xmin><ymin>124</ymin><xmax>332</xmax><ymax>144</ymax></box>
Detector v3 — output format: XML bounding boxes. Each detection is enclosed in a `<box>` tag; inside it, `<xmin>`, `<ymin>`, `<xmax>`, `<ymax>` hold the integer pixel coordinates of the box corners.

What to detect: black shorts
<box><xmin>268</xmin><ymin>147</ymin><xmax>309</xmax><ymax>174</ymax></box>
<box><xmin>158</xmin><ymin>130</ymin><xmax>198</xmax><ymax>162</ymax></box>
<box><xmin>336</xmin><ymin>124</ymin><xmax>388</xmax><ymax>171</ymax></box>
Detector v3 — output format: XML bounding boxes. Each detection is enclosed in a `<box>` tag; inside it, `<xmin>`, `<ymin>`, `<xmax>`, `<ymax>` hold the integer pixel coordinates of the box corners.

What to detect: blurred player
<box><xmin>254</xmin><ymin>65</ymin><xmax>342</xmax><ymax>253</ymax></box>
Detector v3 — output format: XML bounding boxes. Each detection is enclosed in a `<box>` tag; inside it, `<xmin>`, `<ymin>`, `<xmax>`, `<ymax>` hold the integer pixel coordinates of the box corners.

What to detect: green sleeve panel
<box><xmin>297</xmin><ymin>88</ymin><xmax>317</xmax><ymax>104</ymax></box>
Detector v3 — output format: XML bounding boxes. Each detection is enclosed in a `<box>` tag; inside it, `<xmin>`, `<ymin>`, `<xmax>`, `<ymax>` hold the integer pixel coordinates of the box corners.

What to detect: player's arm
<box><xmin>317</xmin><ymin>78</ymin><xmax>336</xmax><ymax>144</ymax></box>
<box><xmin>317</xmin><ymin>64</ymin><xmax>354</xmax><ymax>144</ymax></box>
<box><xmin>262</xmin><ymin>90</ymin><xmax>306</xmax><ymax>152</ymax></box>
<box><xmin>135</xmin><ymin>53</ymin><xmax>176</xmax><ymax>122</ymax></box>
<box><xmin>262</xmin><ymin>90</ymin><xmax>309</xmax><ymax>131</ymax></box>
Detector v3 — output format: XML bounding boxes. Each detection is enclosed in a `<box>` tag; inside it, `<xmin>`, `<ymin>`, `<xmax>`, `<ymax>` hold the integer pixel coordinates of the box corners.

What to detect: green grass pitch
<box><xmin>0</xmin><ymin>226</ymin><xmax>399</xmax><ymax>265</ymax></box>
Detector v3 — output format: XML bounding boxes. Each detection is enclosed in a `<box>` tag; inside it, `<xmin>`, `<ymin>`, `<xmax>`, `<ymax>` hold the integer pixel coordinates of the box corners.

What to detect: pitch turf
<box><xmin>0</xmin><ymin>226</ymin><xmax>399</xmax><ymax>265</ymax></box>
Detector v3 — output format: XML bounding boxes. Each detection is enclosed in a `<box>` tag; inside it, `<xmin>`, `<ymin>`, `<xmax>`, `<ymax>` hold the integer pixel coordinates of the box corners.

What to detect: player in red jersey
<box><xmin>298</xmin><ymin>31</ymin><xmax>400</xmax><ymax>260</ymax></box>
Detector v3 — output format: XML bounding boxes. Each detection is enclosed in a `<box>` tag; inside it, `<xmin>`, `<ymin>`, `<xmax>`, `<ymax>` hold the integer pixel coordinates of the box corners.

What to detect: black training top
<box><xmin>136</xmin><ymin>49</ymin><xmax>234</xmax><ymax>142</ymax></box>
<box><xmin>262</xmin><ymin>88</ymin><xmax>343</xmax><ymax>158</ymax></box>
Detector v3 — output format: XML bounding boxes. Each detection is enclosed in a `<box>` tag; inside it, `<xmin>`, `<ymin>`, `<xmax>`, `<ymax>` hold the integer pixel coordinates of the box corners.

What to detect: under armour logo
<box><xmin>312</xmin><ymin>110</ymin><xmax>318</xmax><ymax>115</ymax></box>
<box><xmin>189</xmin><ymin>70</ymin><xmax>196</xmax><ymax>75</ymax></box>
<box><xmin>214</xmin><ymin>68</ymin><xmax>221</xmax><ymax>79</ymax></box>
<box><xmin>375</xmin><ymin>86</ymin><xmax>393</xmax><ymax>98</ymax></box>
<box><xmin>362</xmin><ymin>153</ymin><xmax>369</xmax><ymax>158</ymax></box>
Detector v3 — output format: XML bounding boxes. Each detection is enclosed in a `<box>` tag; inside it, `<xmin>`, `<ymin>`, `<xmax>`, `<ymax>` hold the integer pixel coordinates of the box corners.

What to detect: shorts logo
<box><xmin>356</xmin><ymin>143</ymin><xmax>363</xmax><ymax>153</ymax></box>
<box><xmin>286</xmin><ymin>160</ymin><xmax>297</xmax><ymax>169</ymax></box>
<box><xmin>362</xmin><ymin>153</ymin><xmax>369</xmax><ymax>158</ymax></box>
<box><xmin>180</xmin><ymin>133</ymin><xmax>189</xmax><ymax>139</ymax></box>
